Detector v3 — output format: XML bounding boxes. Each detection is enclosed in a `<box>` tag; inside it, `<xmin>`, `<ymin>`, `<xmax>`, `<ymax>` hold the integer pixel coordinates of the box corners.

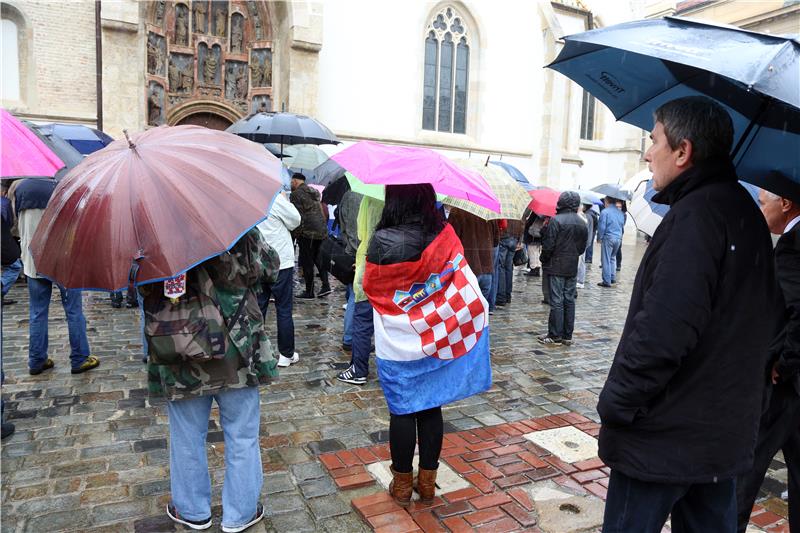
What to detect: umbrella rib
<box><xmin>614</xmin><ymin>64</ymin><xmax>707</xmax><ymax>124</ymax></box>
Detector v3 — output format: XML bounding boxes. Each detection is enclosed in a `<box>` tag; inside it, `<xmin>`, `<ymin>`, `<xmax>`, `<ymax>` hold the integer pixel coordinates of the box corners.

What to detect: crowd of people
<box><xmin>1</xmin><ymin>95</ymin><xmax>798</xmax><ymax>532</ymax></box>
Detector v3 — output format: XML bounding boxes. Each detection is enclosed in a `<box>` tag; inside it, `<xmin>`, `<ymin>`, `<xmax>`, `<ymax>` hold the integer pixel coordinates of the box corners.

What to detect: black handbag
<box><xmin>317</xmin><ymin>236</ymin><xmax>356</xmax><ymax>285</ymax></box>
<box><xmin>512</xmin><ymin>246</ymin><xmax>528</xmax><ymax>267</ymax></box>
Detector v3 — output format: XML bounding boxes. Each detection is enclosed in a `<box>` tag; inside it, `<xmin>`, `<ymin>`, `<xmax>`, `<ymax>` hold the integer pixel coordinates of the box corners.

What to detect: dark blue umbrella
<box><xmin>39</xmin><ymin>123</ymin><xmax>114</xmax><ymax>155</ymax></box>
<box><xmin>489</xmin><ymin>161</ymin><xmax>534</xmax><ymax>190</ymax></box>
<box><xmin>547</xmin><ymin>16</ymin><xmax>800</xmax><ymax>188</ymax></box>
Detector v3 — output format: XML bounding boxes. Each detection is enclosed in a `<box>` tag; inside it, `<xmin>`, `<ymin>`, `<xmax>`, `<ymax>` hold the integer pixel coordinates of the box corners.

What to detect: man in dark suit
<box><xmin>737</xmin><ymin>173</ymin><xmax>800</xmax><ymax>531</ymax></box>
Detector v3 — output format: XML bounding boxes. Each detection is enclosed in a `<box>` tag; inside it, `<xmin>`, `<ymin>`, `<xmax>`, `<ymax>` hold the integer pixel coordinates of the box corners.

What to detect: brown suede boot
<box><xmin>416</xmin><ymin>467</ymin><xmax>438</xmax><ymax>503</ymax></box>
<box><xmin>389</xmin><ymin>466</ymin><xmax>414</xmax><ymax>507</ymax></box>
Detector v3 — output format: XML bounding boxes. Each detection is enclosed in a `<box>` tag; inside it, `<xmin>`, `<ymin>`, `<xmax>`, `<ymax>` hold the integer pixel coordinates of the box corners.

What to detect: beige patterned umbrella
<box><xmin>444</xmin><ymin>159</ymin><xmax>530</xmax><ymax>220</ymax></box>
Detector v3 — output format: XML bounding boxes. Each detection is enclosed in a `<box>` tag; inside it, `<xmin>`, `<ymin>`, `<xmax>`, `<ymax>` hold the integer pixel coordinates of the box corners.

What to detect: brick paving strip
<box><xmin>321</xmin><ymin>414</ymin><xmax>790</xmax><ymax>533</ymax></box>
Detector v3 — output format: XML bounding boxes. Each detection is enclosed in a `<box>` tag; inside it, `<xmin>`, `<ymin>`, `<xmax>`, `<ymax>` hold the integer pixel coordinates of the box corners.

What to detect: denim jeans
<box><xmin>259</xmin><ymin>268</ymin><xmax>295</xmax><ymax>357</ymax></box>
<box><xmin>548</xmin><ymin>275</ymin><xmax>576</xmax><ymax>340</ymax></box>
<box><xmin>601</xmin><ymin>239</ymin><xmax>622</xmax><ymax>285</ymax></box>
<box><xmin>603</xmin><ymin>469</ymin><xmax>736</xmax><ymax>533</ymax></box>
<box><xmin>476</xmin><ymin>274</ymin><xmax>492</xmax><ymax>304</ymax></box>
<box><xmin>488</xmin><ymin>246</ymin><xmax>499</xmax><ymax>311</ymax></box>
<box><xmin>577</xmin><ymin>255</ymin><xmax>586</xmax><ymax>285</ymax></box>
<box><xmin>342</xmin><ymin>285</ymin><xmax>355</xmax><ymax>345</ymax></box>
<box><xmin>496</xmin><ymin>237</ymin><xmax>518</xmax><ymax>304</ymax></box>
<box><xmin>27</xmin><ymin>277</ymin><xmax>91</xmax><ymax>370</ymax></box>
<box><xmin>351</xmin><ymin>299</ymin><xmax>374</xmax><ymax>377</ymax></box>
<box><xmin>585</xmin><ymin>229</ymin><xmax>597</xmax><ymax>263</ymax></box>
<box><xmin>167</xmin><ymin>386</ymin><xmax>262</xmax><ymax>529</ymax></box>
<box><xmin>1</xmin><ymin>259</ymin><xmax>22</xmax><ymax>296</ymax></box>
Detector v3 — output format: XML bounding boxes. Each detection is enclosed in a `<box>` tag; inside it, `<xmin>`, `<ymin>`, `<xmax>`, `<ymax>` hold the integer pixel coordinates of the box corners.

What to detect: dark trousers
<box><xmin>616</xmin><ymin>244</ymin><xmax>623</xmax><ymax>270</ymax></box>
<box><xmin>541</xmin><ymin>272</ymin><xmax>550</xmax><ymax>304</ymax></box>
<box><xmin>350</xmin><ymin>300</ymin><xmax>374</xmax><ymax>377</ymax></box>
<box><xmin>548</xmin><ymin>275</ymin><xmax>576</xmax><ymax>340</ymax></box>
<box><xmin>496</xmin><ymin>237</ymin><xmax>517</xmax><ymax>304</ymax></box>
<box><xmin>736</xmin><ymin>382</ymin><xmax>800</xmax><ymax>532</ymax></box>
<box><xmin>258</xmin><ymin>268</ymin><xmax>295</xmax><ymax>357</ymax></box>
<box><xmin>297</xmin><ymin>237</ymin><xmax>328</xmax><ymax>294</ymax></box>
<box><xmin>390</xmin><ymin>407</ymin><xmax>443</xmax><ymax>472</ymax></box>
<box><xmin>585</xmin><ymin>228</ymin><xmax>597</xmax><ymax>263</ymax></box>
<box><xmin>603</xmin><ymin>469</ymin><xmax>736</xmax><ymax>533</ymax></box>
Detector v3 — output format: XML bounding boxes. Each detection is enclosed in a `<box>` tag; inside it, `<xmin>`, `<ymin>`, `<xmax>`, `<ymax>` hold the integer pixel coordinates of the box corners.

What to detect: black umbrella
<box><xmin>322</xmin><ymin>174</ymin><xmax>351</xmax><ymax>205</ymax></box>
<box><xmin>226</xmin><ymin>112</ymin><xmax>339</xmax><ymax>156</ymax></box>
<box><xmin>592</xmin><ymin>183</ymin><xmax>631</xmax><ymax>202</ymax></box>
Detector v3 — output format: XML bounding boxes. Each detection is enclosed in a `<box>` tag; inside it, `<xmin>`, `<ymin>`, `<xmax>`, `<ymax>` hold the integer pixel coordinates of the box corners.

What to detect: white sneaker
<box><xmin>576</xmin><ymin>282</ymin><xmax>585</xmax><ymax>289</ymax></box>
<box><xmin>277</xmin><ymin>352</ymin><xmax>299</xmax><ymax>367</ymax></box>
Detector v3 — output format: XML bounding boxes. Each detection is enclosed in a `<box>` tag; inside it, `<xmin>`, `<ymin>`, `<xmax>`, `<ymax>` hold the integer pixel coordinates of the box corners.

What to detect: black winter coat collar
<box><xmin>652</xmin><ymin>157</ymin><xmax>738</xmax><ymax>207</ymax></box>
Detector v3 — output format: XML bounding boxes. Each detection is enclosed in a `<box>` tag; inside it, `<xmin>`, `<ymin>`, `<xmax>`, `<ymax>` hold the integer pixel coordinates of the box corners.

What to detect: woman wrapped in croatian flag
<box><xmin>363</xmin><ymin>183</ymin><xmax>492</xmax><ymax>507</ymax></box>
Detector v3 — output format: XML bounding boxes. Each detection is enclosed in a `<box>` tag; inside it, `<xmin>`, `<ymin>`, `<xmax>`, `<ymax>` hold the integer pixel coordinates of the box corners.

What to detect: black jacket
<box><xmin>597</xmin><ymin>158</ymin><xmax>779</xmax><ymax>484</ymax></box>
<box><xmin>367</xmin><ymin>216</ymin><xmax>441</xmax><ymax>266</ymax></box>
<box><xmin>540</xmin><ymin>193</ymin><xmax>588</xmax><ymax>278</ymax></box>
<box><xmin>771</xmin><ymin>224</ymin><xmax>800</xmax><ymax>395</ymax></box>
<box><xmin>1</xmin><ymin>198</ymin><xmax>20</xmax><ymax>266</ymax></box>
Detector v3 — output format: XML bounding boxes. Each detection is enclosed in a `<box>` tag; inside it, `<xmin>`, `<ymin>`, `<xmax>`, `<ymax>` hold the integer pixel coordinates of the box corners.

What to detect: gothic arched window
<box><xmin>422</xmin><ymin>6</ymin><xmax>471</xmax><ymax>134</ymax></box>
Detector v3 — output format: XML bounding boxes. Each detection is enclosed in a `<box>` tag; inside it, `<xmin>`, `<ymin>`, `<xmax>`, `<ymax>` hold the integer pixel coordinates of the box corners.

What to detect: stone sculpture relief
<box><xmin>154</xmin><ymin>1</ymin><xmax>166</xmax><ymax>27</ymax></box>
<box><xmin>168</xmin><ymin>54</ymin><xmax>195</xmax><ymax>93</ymax></box>
<box><xmin>174</xmin><ymin>4</ymin><xmax>189</xmax><ymax>46</ymax></box>
<box><xmin>252</xmin><ymin>95</ymin><xmax>271</xmax><ymax>113</ymax></box>
<box><xmin>198</xmin><ymin>44</ymin><xmax>221</xmax><ymax>85</ymax></box>
<box><xmin>249</xmin><ymin>49</ymin><xmax>272</xmax><ymax>87</ymax></box>
<box><xmin>230</xmin><ymin>14</ymin><xmax>244</xmax><ymax>54</ymax></box>
<box><xmin>247</xmin><ymin>1</ymin><xmax>263</xmax><ymax>40</ymax></box>
<box><xmin>148</xmin><ymin>82</ymin><xmax>165</xmax><ymax>125</ymax></box>
<box><xmin>194</xmin><ymin>1</ymin><xmax>208</xmax><ymax>34</ymax></box>
<box><xmin>225</xmin><ymin>62</ymin><xmax>248</xmax><ymax>100</ymax></box>
<box><xmin>147</xmin><ymin>33</ymin><xmax>166</xmax><ymax>77</ymax></box>
<box><xmin>213</xmin><ymin>3</ymin><xmax>227</xmax><ymax>37</ymax></box>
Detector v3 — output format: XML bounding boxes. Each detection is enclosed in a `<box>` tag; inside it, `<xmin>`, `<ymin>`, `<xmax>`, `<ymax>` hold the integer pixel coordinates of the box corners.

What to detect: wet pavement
<box><xmin>0</xmin><ymin>238</ymin><xmax>790</xmax><ymax>532</ymax></box>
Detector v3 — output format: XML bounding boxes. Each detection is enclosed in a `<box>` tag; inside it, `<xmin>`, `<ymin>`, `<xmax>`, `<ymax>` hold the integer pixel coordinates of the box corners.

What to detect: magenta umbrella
<box><xmin>1</xmin><ymin>109</ymin><xmax>64</xmax><ymax>178</ymax></box>
<box><xmin>331</xmin><ymin>141</ymin><xmax>500</xmax><ymax>212</ymax></box>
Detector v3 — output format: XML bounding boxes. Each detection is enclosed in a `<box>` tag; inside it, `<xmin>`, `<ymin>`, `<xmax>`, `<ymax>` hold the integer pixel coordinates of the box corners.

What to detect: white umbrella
<box><xmin>630</xmin><ymin>177</ymin><xmax>669</xmax><ymax>237</ymax></box>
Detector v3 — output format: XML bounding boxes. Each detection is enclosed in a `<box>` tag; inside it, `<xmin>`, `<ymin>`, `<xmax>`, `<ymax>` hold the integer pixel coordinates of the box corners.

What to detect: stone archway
<box><xmin>175</xmin><ymin>112</ymin><xmax>232</xmax><ymax>130</ymax></box>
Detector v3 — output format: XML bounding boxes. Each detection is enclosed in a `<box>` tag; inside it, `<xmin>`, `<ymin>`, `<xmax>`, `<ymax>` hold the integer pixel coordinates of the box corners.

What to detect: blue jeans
<box><xmin>488</xmin><ymin>246</ymin><xmax>499</xmax><ymax>311</ymax></box>
<box><xmin>601</xmin><ymin>238</ymin><xmax>622</xmax><ymax>285</ymax></box>
<box><xmin>603</xmin><ymin>469</ymin><xmax>736</xmax><ymax>533</ymax></box>
<box><xmin>28</xmin><ymin>277</ymin><xmax>91</xmax><ymax>370</ymax></box>
<box><xmin>351</xmin><ymin>299</ymin><xmax>374</xmax><ymax>377</ymax></box>
<box><xmin>343</xmin><ymin>285</ymin><xmax>355</xmax><ymax>345</ymax></box>
<box><xmin>496</xmin><ymin>237</ymin><xmax>518</xmax><ymax>304</ymax></box>
<box><xmin>476</xmin><ymin>274</ymin><xmax>492</xmax><ymax>304</ymax></box>
<box><xmin>259</xmin><ymin>268</ymin><xmax>295</xmax><ymax>357</ymax></box>
<box><xmin>548</xmin><ymin>275</ymin><xmax>576</xmax><ymax>340</ymax></box>
<box><xmin>167</xmin><ymin>386</ymin><xmax>262</xmax><ymax>528</ymax></box>
<box><xmin>585</xmin><ymin>229</ymin><xmax>597</xmax><ymax>263</ymax></box>
<box><xmin>1</xmin><ymin>259</ymin><xmax>21</xmax><ymax>296</ymax></box>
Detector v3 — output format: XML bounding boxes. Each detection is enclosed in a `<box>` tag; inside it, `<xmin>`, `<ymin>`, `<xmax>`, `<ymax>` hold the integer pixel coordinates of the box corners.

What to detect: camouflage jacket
<box><xmin>141</xmin><ymin>229</ymin><xmax>280</xmax><ymax>401</ymax></box>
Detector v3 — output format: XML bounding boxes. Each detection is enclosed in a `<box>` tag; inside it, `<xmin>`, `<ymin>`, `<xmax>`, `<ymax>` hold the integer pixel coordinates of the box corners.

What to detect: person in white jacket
<box><xmin>257</xmin><ymin>193</ymin><xmax>301</xmax><ymax>367</ymax></box>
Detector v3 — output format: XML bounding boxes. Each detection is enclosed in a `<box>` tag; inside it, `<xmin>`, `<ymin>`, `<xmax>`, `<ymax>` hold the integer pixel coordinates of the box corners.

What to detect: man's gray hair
<box><xmin>654</xmin><ymin>96</ymin><xmax>734</xmax><ymax>165</ymax></box>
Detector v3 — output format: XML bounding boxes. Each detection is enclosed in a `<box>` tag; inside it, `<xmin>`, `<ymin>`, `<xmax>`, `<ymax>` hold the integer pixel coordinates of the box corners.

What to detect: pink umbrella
<box><xmin>331</xmin><ymin>141</ymin><xmax>500</xmax><ymax>212</ymax></box>
<box><xmin>1</xmin><ymin>109</ymin><xmax>64</xmax><ymax>178</ymax></box>
<box><xmin>528</xmin><ymin>187</ymin><xmax>560</xmax><ymax>217</ymax></box>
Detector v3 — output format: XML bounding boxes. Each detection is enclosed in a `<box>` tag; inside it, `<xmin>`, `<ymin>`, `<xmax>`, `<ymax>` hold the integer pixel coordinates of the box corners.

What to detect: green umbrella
<box><xmin>282</xmin><ymin>144</ymin><xmax>329</xmax><ymax>170</ymax></box>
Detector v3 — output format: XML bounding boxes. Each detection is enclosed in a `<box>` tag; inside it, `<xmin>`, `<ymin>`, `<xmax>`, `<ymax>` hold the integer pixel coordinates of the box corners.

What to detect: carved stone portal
<box><xmin>147</xmin><ymin>32</ymin><xmax>166</xmax><ymax>77</ymax></box>
<box><xmin>148</xmin><ymin>82</ymin><xmax>165</xmax><ymax>125</ymax></box>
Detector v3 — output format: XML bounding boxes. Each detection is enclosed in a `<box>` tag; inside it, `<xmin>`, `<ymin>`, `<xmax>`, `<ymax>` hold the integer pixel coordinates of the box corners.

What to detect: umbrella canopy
<box><xmin>578</xmin><ymin>190</ymin><xmax>604</xmax><ymax>206</ymax></box>
<box><xmin>226</xmin><ymin>112</ymin><xmax>339</xmax><ymax>149</ymax></box>
<box><xmin>528</xmin><ymin>188</ymin><xmax>561</xmax><ymax>217</ymax></box>
<box><xmin>489</xmin><ymin>161</ymin><xmax>535</xmax><ymax>191</ymax></box>
<box><xmin>1</xmin><ymin>109</ymin><xmax>64</xmax><ymax>179</ymax></box>
<box><xmin>331</xmin><ymin>141</ymin><xmax>500</xmax><ymax>212</ymax></box>
<box><xmin>24</xmin><ymin>121</ymin><xmax>85</xmax><ymax>175</ymax></box>
<box><xmin>39</xmin><ymin>123</ymin><xmax>114</xmax><ymax>155</ymax></box>
<box><xmin>30</xmin><ymin>125</ymin><xmax>284</xmax><ymax>291</ymax></box>
<box><xmin>547</xmin><ymin>16</ymin><xmax>800</xmax><ymax>187</ymax></box>
<box><xmin>312</xmin><ymin>158</ymin><xmax>347</xmax><ymax>187</ymax></box>
<box><xmin>282</xmin><ymin>144</ymin><xmax>329</xmax><ymax>170</ymax></box>
<box><xmin>321</xmin><ymin>174</ymin><xmax>351</xmax><ymax>205</ymax></box>
<box><xmin>592</xmin><ymin>183</ymin><xmax>632</xmax><ymax>202</ymax></box>
<box><xmin>443</xmin><ymin>159</ymin><xmax>531</xmax><ymax>220</ymax></box>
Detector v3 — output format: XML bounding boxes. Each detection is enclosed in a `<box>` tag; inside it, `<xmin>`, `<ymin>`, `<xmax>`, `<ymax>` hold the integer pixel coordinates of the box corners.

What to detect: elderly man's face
<box><xmin>646</xmin><ymin>122</ymin><xmax>685</xmax><ymax>192</ymax></box>
<box><xmin>759</xmin><ymin>189</ymin><xmax>788</xmax><ymax>234</ymax></box>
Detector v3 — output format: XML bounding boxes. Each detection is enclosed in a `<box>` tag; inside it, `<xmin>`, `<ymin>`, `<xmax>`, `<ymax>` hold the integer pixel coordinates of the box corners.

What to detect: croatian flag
<box><xmin>364</xmin><ymin>224</ymin><xmax>492</xmax><ymax>415</ymax></box>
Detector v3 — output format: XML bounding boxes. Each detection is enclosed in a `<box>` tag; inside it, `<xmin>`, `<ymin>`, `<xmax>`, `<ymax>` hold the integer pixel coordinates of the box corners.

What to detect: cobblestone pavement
<box><xmin>0</xmin><ymin>239</ymin><xmax>790</xmax><ymax>532</ymax></box>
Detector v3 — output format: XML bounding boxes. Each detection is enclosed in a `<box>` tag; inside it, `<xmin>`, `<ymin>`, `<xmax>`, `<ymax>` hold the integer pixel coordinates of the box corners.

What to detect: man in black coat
<box><xmin>598</xmin><ymin>96</ymin><xmax>779</xmax><ymax>532</ymax></box>
<box><xmin>537</xmin><ymin>191</ymin><xmax>587</xmax><ymax>346</ymax></box>
<box><xmin>736</xmin><ymin>174</ymin><xmax>800</xmax><ymax>531</ymax></box>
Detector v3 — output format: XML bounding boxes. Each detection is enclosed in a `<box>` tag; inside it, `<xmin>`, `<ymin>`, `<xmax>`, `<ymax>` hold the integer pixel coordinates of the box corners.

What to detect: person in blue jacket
<box><xmin>596</xmin><ymin>197</ymin><xmax>625</xmax><ymax>287</ymax></box>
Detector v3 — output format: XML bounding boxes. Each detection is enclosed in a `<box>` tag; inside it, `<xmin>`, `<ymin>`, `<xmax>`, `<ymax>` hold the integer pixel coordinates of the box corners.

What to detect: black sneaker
<box><xmin>166</xmin><ymin>503</ymin><xmax>212</xmax><ymax>530</ymax></box>
<box><xmin>1</xmin><ymin>422</ymin><xmax>15</xmax><ymax>440</ymax></box>
<box><xmin>337</xmin><ymin>365</ymin><xmax>366</xmax><ymax>385</ymax></box>
<box><xmin>597</xmin><ymin>282</ymin><xmax>612</xmax><ymax>288</ymax></box>
<box><xmin>296</xmin><ymin>291</ymin><xmax>315</xmax><ymax>300</ymax></box>
<box><xmin>342</xmin><ymin>343</ymin><xmax>352</xmax><ymax>353</ymax></box>
<box><xmin>222</xmin><ymin>503</ymin><xmax>264</xmax><ymax>533</ymax></box>
<box><xmin>537</xmin><ymin>335</ymin><xmax>562</xmax><ymax>345</ymax></box>
<box><xmin>317</xmin><ymin>286</ymin><xmax>332</xmax><ymax>298</ymax></box>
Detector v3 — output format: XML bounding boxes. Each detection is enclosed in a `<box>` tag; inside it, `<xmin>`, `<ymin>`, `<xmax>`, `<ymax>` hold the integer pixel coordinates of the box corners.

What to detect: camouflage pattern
<box><xmin>141</xmin><ymin>229</ymin><xmax>281</xmax><ymax>401</ymax></box>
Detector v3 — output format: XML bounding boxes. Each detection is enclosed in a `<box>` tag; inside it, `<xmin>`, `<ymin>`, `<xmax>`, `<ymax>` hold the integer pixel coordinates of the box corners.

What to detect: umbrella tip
<box><xmin>123</xmin><ymin>129</ymin><xmax>136</xmax><ymax>149</ymax></box>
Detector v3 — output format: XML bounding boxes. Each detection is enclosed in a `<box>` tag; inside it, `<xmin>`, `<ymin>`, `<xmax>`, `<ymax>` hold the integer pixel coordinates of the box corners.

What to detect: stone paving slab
<box><xmin>0</xmin><ymin>240</ymin><xmax>791</xmax><ymax>531</ymax></box>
